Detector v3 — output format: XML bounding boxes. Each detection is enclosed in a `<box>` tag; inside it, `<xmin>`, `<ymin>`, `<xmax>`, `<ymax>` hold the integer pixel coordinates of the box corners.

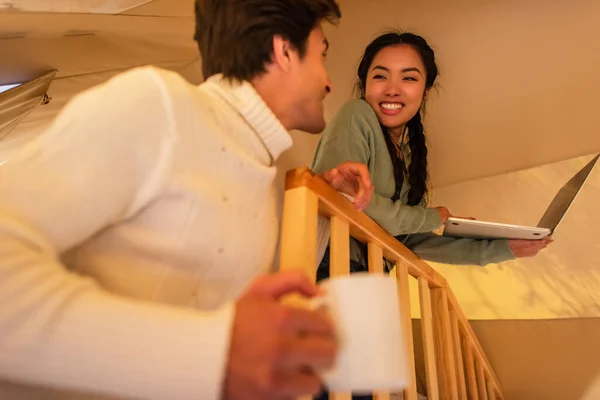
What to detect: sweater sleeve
<box><xmin>311</xmin><ymin>100</ymin><xmax>442</xmax><ymax>235</ymax></box>
<box><xmin>0</xmin><ymin>68</ymin><xmax>234</xmax><ymax>400</ymax></box>
<box><xmin>401</xmin><ymin>233</ymin><xmax>516</xmax><ymax>266</ymax></box>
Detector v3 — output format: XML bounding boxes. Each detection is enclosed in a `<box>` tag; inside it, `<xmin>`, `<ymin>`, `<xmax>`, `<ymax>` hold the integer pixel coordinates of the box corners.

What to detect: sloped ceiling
<box><xmin>2</xmin><ymin>0</ymin><xmax>600</xmax><ymax>186</ymax></box>
<box><xmin>0</xmin><ymin>0</ymin><xmax>199</xmax><ymax>156</ymax></box>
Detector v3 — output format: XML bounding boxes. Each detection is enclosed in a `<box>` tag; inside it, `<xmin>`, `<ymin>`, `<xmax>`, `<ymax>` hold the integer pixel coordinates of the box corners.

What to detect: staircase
<box><xmin>278</xmin><ymin>168</ymin><xmax>503</xmax><ymax>400</ymax></box>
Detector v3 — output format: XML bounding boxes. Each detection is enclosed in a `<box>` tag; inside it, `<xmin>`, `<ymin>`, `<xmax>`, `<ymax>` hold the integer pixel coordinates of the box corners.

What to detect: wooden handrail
<box><xmin>285</xmin><ymin>168</ymin><xmax>446</xmax><ymax>288</ymax></box>
<box><xmin>279</xmin><ymin>168</ymin><xmax>504</xmax><ymax>400</ymax></box>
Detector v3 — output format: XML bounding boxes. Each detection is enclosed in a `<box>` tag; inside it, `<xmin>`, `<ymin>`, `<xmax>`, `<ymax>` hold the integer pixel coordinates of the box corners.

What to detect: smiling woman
<box><xmin>311</xmin><ymin>29</ymin><xmax>552</xmax><ymax>399</ymax></box>
<box><xmin>312</xmin><ymin>31</ymin><xmax>548</xmax><ymax>280</ymax></box>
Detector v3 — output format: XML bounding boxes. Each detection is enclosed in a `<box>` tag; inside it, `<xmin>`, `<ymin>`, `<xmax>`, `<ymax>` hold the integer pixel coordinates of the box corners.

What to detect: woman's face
<box><xmin>364</xmin><ymin>44</ymin><xmax>428</xmax><ymax>135</ymax></box>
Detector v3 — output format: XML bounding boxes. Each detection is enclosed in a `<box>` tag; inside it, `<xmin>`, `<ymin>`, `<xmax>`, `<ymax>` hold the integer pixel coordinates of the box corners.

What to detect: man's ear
<box><xmin>271</xmin><ymin>35</ymin><xmax>294</xmax><ymax>72</ymax></box>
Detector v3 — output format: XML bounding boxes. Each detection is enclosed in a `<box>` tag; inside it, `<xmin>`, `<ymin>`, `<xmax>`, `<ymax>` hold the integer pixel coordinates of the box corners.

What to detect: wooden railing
<box><xmin>278</xmin><ymin>168</ymin><xmax>503</xmax><ymax>400</ymax></box>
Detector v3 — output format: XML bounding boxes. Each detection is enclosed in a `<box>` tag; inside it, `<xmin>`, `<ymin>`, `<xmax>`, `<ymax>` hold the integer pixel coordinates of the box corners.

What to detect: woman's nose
<box><xmin>384</xmin><ymin>83</ymin><xmax>400</xmax><ymax>97</ymax></box>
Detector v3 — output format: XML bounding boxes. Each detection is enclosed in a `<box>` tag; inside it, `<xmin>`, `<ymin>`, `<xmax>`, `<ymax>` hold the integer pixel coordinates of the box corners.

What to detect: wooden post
<box><xmin>431</xmin><ymin>288</ymin><xmax>458</xmax><ymax>400</ymax></box>
<box><xmin>418</xmin><ymin>278</ymin><xmax>439</xmax><ymax>400</ymax></box>
<box><xmin>279</xmin><ymin>186</ymin><xmax>319</xmax><ymax>278</ymax></box>
<box><xmin>279</xmin><ymin>186</ymin><xmax>319</xmax><ymax>400</ymax></box>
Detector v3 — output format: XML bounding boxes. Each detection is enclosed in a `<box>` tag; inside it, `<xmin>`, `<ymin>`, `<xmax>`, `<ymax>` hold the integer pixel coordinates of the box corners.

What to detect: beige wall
<box><xmin>412</xmin><ymin>318</ymin><xmax>600</xmax><ymax>400</ymax></box>
<box><xmin>282</xmin><ymin>0</ymin><xmax>600</xmax><ymax>187</ymax></box>
<box><xmin>405</xmin><ymin>154</ymin><xmax>600</xmax><ymax>320</ymax></box>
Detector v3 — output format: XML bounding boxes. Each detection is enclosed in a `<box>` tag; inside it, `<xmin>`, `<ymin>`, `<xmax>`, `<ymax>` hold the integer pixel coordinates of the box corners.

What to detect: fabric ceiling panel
<box><xmin>4</xmin><ymin>0</ymin><xmax>155</xmax><ymax>14</ymax></box>
<box><xmin>0</xmin><ymin>70</ymin><xmax>56</xmax><ymax>149</ymax></box>
<box><xmin>123</xmin><ymin>0</ymin><xmax>193</xmax><ymax>17</ymax></box>
<box><xmin>2</xmin><ymin>34</ymin><xmax>197</xmax><ymax>81</ymax></box>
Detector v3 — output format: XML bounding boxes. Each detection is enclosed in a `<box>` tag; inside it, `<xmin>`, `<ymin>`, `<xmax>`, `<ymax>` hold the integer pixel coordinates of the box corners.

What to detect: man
<box><xmin>0</xmin><ymin>1</ymin><xmax>373</xmax><ymax>399</ymax></box>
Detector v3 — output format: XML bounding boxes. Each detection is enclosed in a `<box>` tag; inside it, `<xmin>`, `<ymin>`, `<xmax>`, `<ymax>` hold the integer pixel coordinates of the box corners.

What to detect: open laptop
<box><xmin>443</xmin><ymin>154</ymin><xmax>600</xmax><ymax>240</ymax></box>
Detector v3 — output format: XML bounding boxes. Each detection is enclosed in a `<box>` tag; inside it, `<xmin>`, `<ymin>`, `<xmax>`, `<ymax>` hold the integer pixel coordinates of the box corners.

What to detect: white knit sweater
<box><xmin>0</xmin><ymin>67</ymin><xmax>293</xmax><ymax>399</ymax></box>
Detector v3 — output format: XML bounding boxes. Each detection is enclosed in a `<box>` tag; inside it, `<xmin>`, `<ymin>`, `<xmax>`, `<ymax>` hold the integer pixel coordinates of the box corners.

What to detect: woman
<box><xmin>312</xmin><ymin>31</ymin><xmax>550</xmax><ymax>399</ymax></box>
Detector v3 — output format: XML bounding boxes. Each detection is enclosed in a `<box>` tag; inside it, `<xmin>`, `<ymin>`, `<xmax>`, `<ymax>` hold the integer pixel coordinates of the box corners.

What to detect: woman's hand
<box><xmin>435</xmin><ymin>207</ymin><xmax>452</xmax><ymax>224</ymax></box>
<box><xmin>435</xmin><ymin>207</ymin><xmax>476</xmax><ymax>224</ymax></box>
<box><xmin>320</xmin><ymin>161</ymin><xmax>374</xmax><ymax>212</ymax></box>
<box><xmin>509</xmin><ymin>238</ymin><xmax>553</xmax><ymax>258</ymax></box>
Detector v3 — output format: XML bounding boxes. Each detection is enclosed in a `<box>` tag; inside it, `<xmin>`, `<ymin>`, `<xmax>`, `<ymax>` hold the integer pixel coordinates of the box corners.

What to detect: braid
<box><xmin>406</xmin><ymin>111</ymin><xmax>429</xmax><ymax>206</ymax></box>
<box><xmin>380</xmin><ymin>124</ymin><xmax>405</xmax><ymax>202</ymax></box>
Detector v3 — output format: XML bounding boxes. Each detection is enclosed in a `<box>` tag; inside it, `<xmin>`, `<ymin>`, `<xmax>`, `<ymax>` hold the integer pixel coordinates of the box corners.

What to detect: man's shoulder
<box><xmin>114</xmin><ymin>67</ymin><xmax>223</xmax><ymax>121</ymax></box>
<box><xmin>101</xmin><ymin>67</ymin><xmax>201</xmax><ymax>106</ymax></box>
<box><xmin>54</xmin><ymin>67</ymin><xmax>205</xmax><ymax>142</ymax></box>
<box><xmin>131</xmin><ymin>66</ymin><xmax>198</xmax><ymax>96</ymax></box>
<box><xmin>115</xmin><ymin>66</ymin><xmax>188</xmax><ymax>87</ymax></box>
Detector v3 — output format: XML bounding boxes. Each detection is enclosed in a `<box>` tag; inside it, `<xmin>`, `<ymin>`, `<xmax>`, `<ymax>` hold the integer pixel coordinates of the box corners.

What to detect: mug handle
<box><xmin>308</xmin><ymin>294</ymin><xmax>329</xmax><ymax>312</ymax></box>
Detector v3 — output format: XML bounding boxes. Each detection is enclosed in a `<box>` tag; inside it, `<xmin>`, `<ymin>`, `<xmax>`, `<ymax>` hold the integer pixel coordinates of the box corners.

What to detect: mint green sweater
<box><xmin>312</xmin><ymin>99</ymin><xmax>515</xmax><ymax>267</ymax></box>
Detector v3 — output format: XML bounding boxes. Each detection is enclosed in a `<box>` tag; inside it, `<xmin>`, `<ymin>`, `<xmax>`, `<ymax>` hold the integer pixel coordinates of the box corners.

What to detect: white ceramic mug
<box><xmin>312</xmin><ymin>272</ymin><xmax>409</xmax><ymax>394</ymax></box>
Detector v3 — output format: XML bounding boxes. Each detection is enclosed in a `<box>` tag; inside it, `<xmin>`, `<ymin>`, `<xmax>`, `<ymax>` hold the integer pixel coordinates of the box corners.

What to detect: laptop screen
<box><xmin>537</xmin><ymin>154</ymin><xmax>599</xmax><ymax>230</ymax></box>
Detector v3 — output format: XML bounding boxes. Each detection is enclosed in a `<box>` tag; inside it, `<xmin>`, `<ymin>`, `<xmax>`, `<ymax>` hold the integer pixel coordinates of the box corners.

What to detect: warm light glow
<box><xmin>0</xmin><ymin>0</ymin><xmax>155</xmax><ymax>14</ymax></box>
<box><xmin>0</xmin><ymin>84</ymin><xmax>20</xmax><ymax>94</ymax></box>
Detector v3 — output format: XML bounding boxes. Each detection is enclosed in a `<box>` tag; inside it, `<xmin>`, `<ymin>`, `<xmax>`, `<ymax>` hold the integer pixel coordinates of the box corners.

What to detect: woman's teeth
<box><xmin>381</xmin><ymin>103</ymin><xmax>403</xmax><ymax>111</ymax></box>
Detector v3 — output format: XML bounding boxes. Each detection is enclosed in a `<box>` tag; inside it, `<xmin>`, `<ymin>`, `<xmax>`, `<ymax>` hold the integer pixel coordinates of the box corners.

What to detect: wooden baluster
<box><xmin>486</xmin><ymin>379</ymin><xmax>496</xmax><ymax>400</ymax></box>
<box><xmin>431</xmin><ymin>288</ymin><xmax>458</xmax><ymax>400</ymax></box>
<box><xmin>363</xmin><ymin>242</ymin><xmax>389</xmax><ymax>400</ymax></box>
<box><xmin>395</xmin><ymin>259</ymin><xmax>418</xmax><ymax>400</ymax></box>
<box><xmin>328</xmin><ymin>216</ymin><xmax>352</xmax><ymax>400</ymax></box>
<box><xmin>463</xmin><ymin>340</ymin><xmax>479</xmax><ymax>400</ymax></box>
<box><xmin>476</xmin><ymin>362</ymin><xmax>488</xmax><ymax>400</ymax></box>
<box><xmin>330</xmin><ymin>216</ymin><xmax>350</xmax><ymax>277</ymax></box>
<box><xmin>418</xmin><ymin>277</ymin><xmax>439</xmax><ymax>400</ymax></box>
<box><xmin>450</xmin><ymin>311</ymin><xmax>467</xmax><ymax>400</ymax></box>
<box><xmin>367</xmin><ymin>241</ymin><xmax>384</xmax><ymax>274</ymax></box>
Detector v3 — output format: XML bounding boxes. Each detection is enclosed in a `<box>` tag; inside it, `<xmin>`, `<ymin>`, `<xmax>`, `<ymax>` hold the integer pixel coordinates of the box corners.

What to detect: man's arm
<box><xmin>0</xmin><ymin>68</ymin><xmax>235</xmax><ymax>400</ymax></box>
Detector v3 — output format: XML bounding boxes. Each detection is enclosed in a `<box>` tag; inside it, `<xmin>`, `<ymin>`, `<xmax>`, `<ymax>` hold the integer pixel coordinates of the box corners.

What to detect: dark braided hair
<box><xmin>355</xmin><ymin>31</ymin><xmax>438</xmax><ymax>206</ymax></box>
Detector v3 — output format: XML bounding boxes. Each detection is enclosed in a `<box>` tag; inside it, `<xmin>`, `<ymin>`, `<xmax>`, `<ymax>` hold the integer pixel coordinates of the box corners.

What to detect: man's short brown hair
<box><xmin>194</xmin><ymin>0</ymin><xmax>341</xmax><ymax>81</ymax></box>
